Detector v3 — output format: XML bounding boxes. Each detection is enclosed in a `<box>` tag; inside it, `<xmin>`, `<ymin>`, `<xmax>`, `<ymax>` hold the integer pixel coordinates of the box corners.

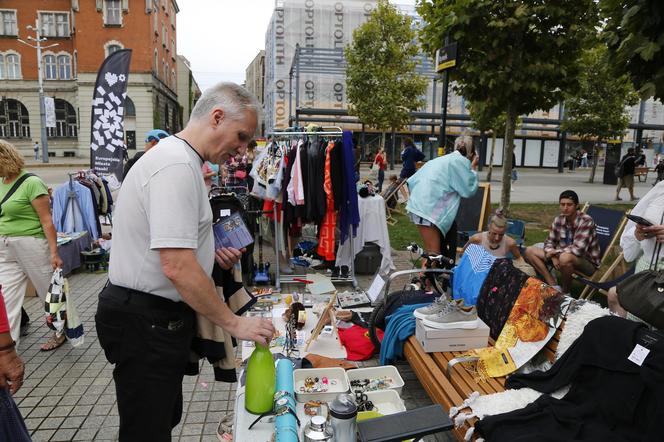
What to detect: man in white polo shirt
<box><xmin>95</xmin><ymin>82</ymin><xmax>275</xmax><ymax>441</ymax></box>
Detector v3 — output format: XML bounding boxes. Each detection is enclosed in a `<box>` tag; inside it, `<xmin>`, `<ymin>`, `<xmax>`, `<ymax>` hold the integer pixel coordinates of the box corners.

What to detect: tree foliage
<box><xmin>468</xmin><ymin>100</ymin><xmax>507</xmax><ymax>182</ymax></box>
<box><xmin>562</xmin><ymin>44</ymin><xmax>638</xmax><ymax>183</ymax></box>
<box><xmin>417</xmin><ymin>0</ymin><xmax>598</xmax><ymax>211</ymax></box>
<box><xmin>602</xmin><ymin>0</ymin><xmax>664</xmax><ymax>101</ymax></box>
<box><xmin>345</xmin><ymin>0</ymin><xmax>428</xmax><ymax>135</ymax></box>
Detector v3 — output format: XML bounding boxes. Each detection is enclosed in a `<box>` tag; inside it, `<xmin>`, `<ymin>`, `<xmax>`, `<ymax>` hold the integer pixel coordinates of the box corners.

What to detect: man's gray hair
<box><xmin>190</xmin><ymin>82</ymin><xmax>260</xmax><ymax>122</ymax></box>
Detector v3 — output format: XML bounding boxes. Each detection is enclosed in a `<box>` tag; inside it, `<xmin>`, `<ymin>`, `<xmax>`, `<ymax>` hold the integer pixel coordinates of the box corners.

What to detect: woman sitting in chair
<box><xmin>607</xmin><ymin>181</ymin><xmax>664</xmax><ymax>318</ymax></box>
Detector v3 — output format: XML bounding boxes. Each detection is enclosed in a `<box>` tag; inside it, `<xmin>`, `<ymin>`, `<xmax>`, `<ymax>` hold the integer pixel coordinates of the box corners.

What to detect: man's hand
<box><xmin>641</xmin><ymin>224</ymin><xmax>664</xmax><ymax>243</ymax></box>
<box><xmin>226</xmin><ymin>316</ymin><xmax>276</xmax><ymax>347</ymax></box>
<box><xmin>214</xmin><ymin>247</ymin><xmax>244</xmax><ymax>270</ymax></box>
<box><xmin>471</xmin><ymin>155</ymin><xmax>479</xmax><ymax>170</ymax></box>
<box><xmin>0</xmin><ymin>349</ymin><xmax>25</xmax><ymax>395</ymax></box>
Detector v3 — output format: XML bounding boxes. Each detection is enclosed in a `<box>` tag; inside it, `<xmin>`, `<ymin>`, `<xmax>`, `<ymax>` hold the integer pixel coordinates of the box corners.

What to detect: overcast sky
<box><xmin>176</xmin><ymin>0</ymin><xmax>416</xmax><ymax>92</ymax></box>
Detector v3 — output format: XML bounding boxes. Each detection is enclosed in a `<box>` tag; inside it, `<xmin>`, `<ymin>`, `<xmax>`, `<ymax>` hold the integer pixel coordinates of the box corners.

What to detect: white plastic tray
<box><xmin>346</xmin><ymin>365</ymin><xmax>405</xmax><ymax>395</ymax></box>
<box><xmin>364</xmin><ymin>389</ymin><xmax>406</xmax><ymax>415</ymax></box>
<box><xmin>293</xmin><ymin>367</ymin><xmax>350</xmax><ymax>403</ymax></box>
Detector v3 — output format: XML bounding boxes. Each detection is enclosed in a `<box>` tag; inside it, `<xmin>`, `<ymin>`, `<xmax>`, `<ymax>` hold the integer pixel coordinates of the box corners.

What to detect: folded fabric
<box><xmin>476</xmin><ymin>259</ymin><xmax>530</xmax><ymax>340</ymax></box>
<box><xmin>379</xmin><ymin>303</ymin><xmax>430</xmax><ymax>365</ymax></box>
<box><xmin>338</xmin><ymin>324</ymin><xmax>384</xmax><ymax>361</ymax></box>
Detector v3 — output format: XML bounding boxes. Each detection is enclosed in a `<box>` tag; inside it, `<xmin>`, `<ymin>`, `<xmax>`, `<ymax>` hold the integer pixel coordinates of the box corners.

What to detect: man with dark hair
<box><xmin>525</xmin><ymin>190</ymin><xmax>600</xmax><ymax>294</ymax></box>
<box><xmin>616</xmin><ymin>147</ymin><xmax>638</xmax><ymax>201</ymax></box>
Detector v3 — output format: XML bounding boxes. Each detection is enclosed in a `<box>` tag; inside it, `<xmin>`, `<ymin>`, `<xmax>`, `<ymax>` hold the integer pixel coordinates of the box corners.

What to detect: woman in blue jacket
<box><xmin>406</xmin><ymin>136</ymin><xmax>479</xmax><ymax>260</ymax></box>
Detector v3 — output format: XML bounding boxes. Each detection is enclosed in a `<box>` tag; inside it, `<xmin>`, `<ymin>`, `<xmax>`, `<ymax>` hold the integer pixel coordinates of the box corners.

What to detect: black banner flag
<box><xmin>89</xmin><ymin>49</ymin><xmax>132</xmax><ymax>183</ymax></box>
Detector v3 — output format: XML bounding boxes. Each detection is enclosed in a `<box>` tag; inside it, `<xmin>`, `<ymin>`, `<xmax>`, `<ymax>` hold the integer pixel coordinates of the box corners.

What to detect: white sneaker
<box><xmin>422</xmin><ymin>304</ymin><xmax>478</xmax><ymax>330</ymax></box>
<box><xmin>413</xmin><ymin>296</ymin><xmax>462</xmax><ymax>320</ymax></box>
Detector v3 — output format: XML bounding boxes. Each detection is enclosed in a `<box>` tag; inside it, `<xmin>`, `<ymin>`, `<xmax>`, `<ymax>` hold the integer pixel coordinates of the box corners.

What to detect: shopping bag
<box><xmin>44</xmin><ymin>269</ymin><xmax>67</xmax><ymax>334</ymax></box>
<box><xmin>44</xmin><ymin>268</ymin><xmax>85</xmax><ymax>347</ymax></box>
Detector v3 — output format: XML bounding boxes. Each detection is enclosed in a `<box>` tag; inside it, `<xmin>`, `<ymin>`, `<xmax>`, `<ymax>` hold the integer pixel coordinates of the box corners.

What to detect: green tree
<box><xmin>562</xmin><ymin>45</ymin><xmax>638</xmax><ymax>183</ymax></box>
<box><xmin>418</xmin><ymin>0</ymin><xmax>598</xmax><ymax>212</ymax></box>
<box><xmin>602</xmin><ymin>0</ymin><xmax>664</xmax><ymax>100</ymax></box>
<box><xmin>345</xmin><ymin>0</ymin><xmax>428</xmax><ymax>150</ymax></box>
<box><xmin>467</xmin><ymin>100</ymin><xmax>507</xmax><ymax>183</ymax></box>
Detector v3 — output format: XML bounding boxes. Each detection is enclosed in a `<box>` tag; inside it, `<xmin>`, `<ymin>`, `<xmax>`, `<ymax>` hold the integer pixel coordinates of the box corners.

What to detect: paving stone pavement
<box><xmin>15</xmin><ymin>260</ymin><xmax>454</xmax><ymax>441</ymax></box>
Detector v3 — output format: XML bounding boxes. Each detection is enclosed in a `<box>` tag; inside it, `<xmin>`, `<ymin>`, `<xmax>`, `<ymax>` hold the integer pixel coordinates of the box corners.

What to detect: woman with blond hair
<box><xmin>0</xmin><ymin>140</ymin><xmax>64</xmax><ymax>351</ymax></box>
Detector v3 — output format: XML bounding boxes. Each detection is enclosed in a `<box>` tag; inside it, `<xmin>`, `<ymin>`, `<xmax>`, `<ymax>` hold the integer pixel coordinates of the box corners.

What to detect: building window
<box><xmin>0</xmin><ymin>54</ymin><xmax>4</xmax><ymax>79</ymax></box>
<box><xmin>47</xmin><ymin>99</ymin><xmax>77</xmax><ymax>138</ymax></box>
<box><xmin>0</xmin><ymin>10</ymin><xmax>17</xmax><ymax>36</ymax></box>
<box><xmin>162</xmin><ymin>23</ymin><xmax>166</xmax><ymax>46</ymax></box>
<box><xmin>39</xmin><ymin>12</ymin><xmax>70</xmax><ymax>37</ymax></box>
<box><xmin>171</xmin><ymin>39</ymin><xmax>175</xmax><ymax>56</ymax></box>
<box><xmin>107</xmin><ymin>44</ymin><xmax>122</xmax><ymax>56</ymax></box>
<box><xmin>44</xmin><ymin>54</ymin><xmax>57</xmax><ymax>79</ymax></box>
<box><xmin>153</xmin><ymin>8</ymin><xmax>158</xmax><ymax>34</ymax></box>
<box><xmin>57</xmin><ymin>54</ymin><xmax>71</xmax><ymax>79</ymax></box>
<box><xmin>171</xmin><ymin>69</ymin><xmax>176</xmax><ymax>88</ymax></box>
<box><xmin>154</xmin><ymin>49</ymin><xmax>158</xmax><ymax>73</ymax></box>
<box><xmin>0</xmin><ymin>99</ymin><xmax>30</xmax><ymax>138</ymax></box>
<box><xmin>5</xmin><ymin>53</ymin><xmax>20</xmax><ymax>79</ymax></box>
<box><xmin>163</xmin><ymin>60</ymin><xmax>167</xmax><ymax>82</ymax></box>
<box><xmin>125</xmin><ymin>96</ymin><xmax>136</xmax><ymax>117</ymax></box>
<box><xmin>104</xmin><ymin>0</ymin><xmax>122</xmax><ymax>26</ymax></box>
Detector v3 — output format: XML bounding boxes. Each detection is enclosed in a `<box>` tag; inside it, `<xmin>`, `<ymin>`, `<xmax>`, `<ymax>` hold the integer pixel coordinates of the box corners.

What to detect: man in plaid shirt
<box><xmin>525</xmin><ymin>190</ymin><xmax>601</xmax><ymax>294</ymax></box>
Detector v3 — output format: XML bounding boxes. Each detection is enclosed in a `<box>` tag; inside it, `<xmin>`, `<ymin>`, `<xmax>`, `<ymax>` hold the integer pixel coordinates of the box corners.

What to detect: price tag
<box><xmin>627</xmin><ymin>344</ymin><xmax>650</xmax><ymax>366</ymax></box>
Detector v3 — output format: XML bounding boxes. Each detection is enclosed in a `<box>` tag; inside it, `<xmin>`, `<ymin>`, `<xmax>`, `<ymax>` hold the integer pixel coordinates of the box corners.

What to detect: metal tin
<box><xmin>304</xmin><ymin>416</ymin><xmax>334</xmax><ymax>442</ymax></box>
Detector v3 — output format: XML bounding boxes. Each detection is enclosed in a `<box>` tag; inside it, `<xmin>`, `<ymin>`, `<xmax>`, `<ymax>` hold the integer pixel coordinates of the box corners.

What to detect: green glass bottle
<box><xmin>245</xmin><ymin>344</ymin><xmax>276</xmax><ymax>414</ymax></box>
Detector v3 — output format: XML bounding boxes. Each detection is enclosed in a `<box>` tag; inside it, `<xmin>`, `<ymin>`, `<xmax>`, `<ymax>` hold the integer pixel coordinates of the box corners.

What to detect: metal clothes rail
<box><xmin>267</xmin><ymin>128</ymin><xmax>358</xmax><ymax>290</ymax></box>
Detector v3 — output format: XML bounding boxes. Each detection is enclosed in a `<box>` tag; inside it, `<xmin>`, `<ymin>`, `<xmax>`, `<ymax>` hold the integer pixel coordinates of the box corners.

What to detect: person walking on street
<box><xmin>616</xmin><ymin>147</ymin><xmax>638</xmax><ymax>201</ymax></box>
<box><xmin>374</xmin><ymin>148</ymin><xmax>387</xmax><ymax>192</ymax></box>
<box><xmin>95</xmin><ymin>82</ymin><xmax>275</xmax><ymax>441</ymax></box>
<box><xmin>33</xmin><ymin>141</ymin><xmax>39</xmax><ymax>161</ymax></box>
<box><xmin>0</xmin><ymin>140</ymin><xmax>65</xmax><ymax>351</ymax></box>
<box><xmin>580</xmin><ymin>149</ymin><xmax>588</xmax><ymax>168</ymax></box>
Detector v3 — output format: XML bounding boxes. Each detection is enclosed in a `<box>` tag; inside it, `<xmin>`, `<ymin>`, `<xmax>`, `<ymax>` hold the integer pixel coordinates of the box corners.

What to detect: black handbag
<box><xmin>617</xmin><ymin>211</ymin><xmax>664</xmax><ymax>328</ymax></box>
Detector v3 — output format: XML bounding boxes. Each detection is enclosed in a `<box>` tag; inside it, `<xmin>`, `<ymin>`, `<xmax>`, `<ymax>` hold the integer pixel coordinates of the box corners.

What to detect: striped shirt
<box><xmin>544</xmin><ymin>211</ymin><xmax>601</xmax><ymax>267</ymax></box>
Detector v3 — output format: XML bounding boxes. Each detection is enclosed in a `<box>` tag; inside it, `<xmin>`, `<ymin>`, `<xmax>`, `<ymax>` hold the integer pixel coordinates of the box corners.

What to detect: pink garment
<box><xmin>287</xmin><ymin>140</ymin><xmax>305</xmax><ymax>205</ymax></box>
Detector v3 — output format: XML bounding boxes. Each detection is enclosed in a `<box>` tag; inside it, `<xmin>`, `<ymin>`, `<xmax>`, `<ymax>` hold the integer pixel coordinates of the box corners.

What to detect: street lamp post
<box><xmin>18</xmin><ymin>18</ymin><xmax>58</xmax><ymax>163</ymax></box>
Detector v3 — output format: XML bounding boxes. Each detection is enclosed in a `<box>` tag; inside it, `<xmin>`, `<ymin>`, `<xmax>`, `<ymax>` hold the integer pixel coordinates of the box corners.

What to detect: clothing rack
<box><xmin>267</xmin><ymin>127</ymin><xmax>358</xmax><ymax>290</ymax></box>
<box><xmin>62</xmin><ymin>171</ymin><xmax>93</xmax><ymax>235</ymax></box>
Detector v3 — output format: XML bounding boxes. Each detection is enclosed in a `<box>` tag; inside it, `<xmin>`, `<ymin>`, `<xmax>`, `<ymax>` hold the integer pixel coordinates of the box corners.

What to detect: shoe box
<box><xmin>415</xmin><ymin>318</ymin><xmax>490</xmax><ymax>353</ymax></box>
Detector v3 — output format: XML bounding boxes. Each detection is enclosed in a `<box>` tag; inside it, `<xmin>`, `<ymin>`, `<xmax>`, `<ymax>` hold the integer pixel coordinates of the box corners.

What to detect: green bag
<box><xmin>617</xmin><ymin>212</ymin><xmax>664</xmax><ymax>328</ymax></box>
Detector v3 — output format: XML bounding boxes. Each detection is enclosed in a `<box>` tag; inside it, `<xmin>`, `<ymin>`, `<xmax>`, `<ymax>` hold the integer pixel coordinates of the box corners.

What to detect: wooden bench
<box><xmin>403</xmin><ymin>325</ymin><xmax>563</xmax><ymax>441</ymax></box>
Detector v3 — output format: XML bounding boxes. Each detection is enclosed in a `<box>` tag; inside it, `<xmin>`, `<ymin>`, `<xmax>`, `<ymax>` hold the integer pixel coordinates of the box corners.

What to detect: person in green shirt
<box><xmin>0</xmin><ymin>140</ymin><xmax>64</xmax><ymax>351</ymax></box>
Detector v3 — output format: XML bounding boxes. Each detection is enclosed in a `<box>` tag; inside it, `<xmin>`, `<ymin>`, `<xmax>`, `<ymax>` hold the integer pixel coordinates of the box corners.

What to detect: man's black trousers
<box><xmin>95</xmin><ymin>284</ymin><xmax>195</xmax><ymax>441</ymax></box>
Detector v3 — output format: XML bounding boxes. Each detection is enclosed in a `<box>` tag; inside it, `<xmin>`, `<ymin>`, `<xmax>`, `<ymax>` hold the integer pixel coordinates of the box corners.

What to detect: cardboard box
<box><xmin>415</xmin><ymin>318</ymin><xmax>490</xmax><ymax>353</ymax></box>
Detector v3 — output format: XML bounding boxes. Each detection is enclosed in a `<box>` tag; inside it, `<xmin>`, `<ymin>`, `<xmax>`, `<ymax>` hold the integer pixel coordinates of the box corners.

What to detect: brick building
<box><xmin>0</xmin><ymin>0</ymin><xmax>183</xmax><ymax>158</ymax></box>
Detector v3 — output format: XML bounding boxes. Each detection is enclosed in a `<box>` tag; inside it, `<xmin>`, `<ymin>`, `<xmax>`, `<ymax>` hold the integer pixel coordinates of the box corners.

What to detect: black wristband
<box><xmin>0</xmin><ymin>341</ymin><xmax>16</xmax><ymax>352</ymax></box>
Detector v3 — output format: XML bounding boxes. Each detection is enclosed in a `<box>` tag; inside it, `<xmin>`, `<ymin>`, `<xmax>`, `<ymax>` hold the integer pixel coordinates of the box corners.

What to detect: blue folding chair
<box><xmin>507</xmin><ymin>219</ymin><xmax>526</xmax><ymax>250</ymax></box>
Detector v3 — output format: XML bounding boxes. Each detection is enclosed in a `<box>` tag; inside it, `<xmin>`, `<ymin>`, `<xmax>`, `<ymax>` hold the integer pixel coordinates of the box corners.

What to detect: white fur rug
<box><xmin>449</xmin><ymin>300</ymin><xmax>610</xmax><ymax>441</ymax></box>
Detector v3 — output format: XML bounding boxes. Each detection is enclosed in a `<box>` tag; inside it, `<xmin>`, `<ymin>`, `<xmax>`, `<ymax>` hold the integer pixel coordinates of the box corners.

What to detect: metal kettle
<box><xmin>328</xmin><ymin>394</ymin><xmax>358</xmax><ymax>442</ymax></box>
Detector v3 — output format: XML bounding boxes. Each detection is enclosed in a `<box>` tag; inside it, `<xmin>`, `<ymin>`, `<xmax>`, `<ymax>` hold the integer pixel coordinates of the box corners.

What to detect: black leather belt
<box><xmin>100</xmin><ymin>282</ymin><xmax>191</xmax><ymax>313</ymax></box>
